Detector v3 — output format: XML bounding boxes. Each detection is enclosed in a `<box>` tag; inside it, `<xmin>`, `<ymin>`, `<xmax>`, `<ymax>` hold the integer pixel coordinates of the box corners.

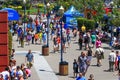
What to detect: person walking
<box><xmin>108</xmin><ymin>49</ymin><xmax>116</xmax><ymax>72</ymax></box>
<box><xmin>96</xmin><ymin>38</ymin><xmax>102</xmax><ymax>48</ymax></box>
<box><xmin>31</xmin><ymin>30</ymin><xmax>35</xmax><ymax>44</ymax></box>
<box><xmin>91</xmin><ymin>33</ymin><xmax>96</xmax><ymax>48</ymax></box>
<box><xmin>25</xmin><ymin>50</ymin><xmax>34</xmax><ymax>69</ymax></box>
<box><xmin>78</xmin><ymin>52</ymin><xmax>88</xmax><ymax>76</ymax></box>
<box><xmin>115</xmin><ymin>51</ymin><xmax>119</xmax><ymax>71</ymax></box>
<box><xmin>84</xmin><ymin>34</ymin><xmax>90</xmax><ymax>50</ymax></box>
<box><xmin>78</xmin><ymin>36</ymin><xmax>83</xmax><ymax>50</ymax></box>
<box><xmin>26</xmin><ymin>32</ymin><xmax>32</xmax><ymax>45</ymax></box>
<box><xmin>87</xmin><ymin>47</ymin><xmax>93</xmax><ymax>66</ymax></box>
<box><xmin>95</xmin><ymin>45</ymin><xmax>104</xmax><ymax>67</ymax></box>
<box><xmin>73</xmin><ymin>59</ymin><xmax>78</xmax><ymax>78</ymax></box>
<box><xmin>20</xmin><ymin>31</ymin><xmax>24</xmax><ymax>48</ymax></box>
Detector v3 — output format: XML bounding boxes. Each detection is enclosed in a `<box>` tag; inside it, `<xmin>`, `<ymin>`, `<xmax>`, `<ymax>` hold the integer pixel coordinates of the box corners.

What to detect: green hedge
<box><xmin>8</xmin><ymin>30</ymin><xmax>12</xmax><ymax>54</ymax></box>
<box><xmin>77</xmin><ymin>18</ymin><xmax>95</xmax><ymax>31</ymax></box>
<box><xmin>8</xmin><ymin>30</ymin><xmax>12</xmax><ymax>61</ymax></box>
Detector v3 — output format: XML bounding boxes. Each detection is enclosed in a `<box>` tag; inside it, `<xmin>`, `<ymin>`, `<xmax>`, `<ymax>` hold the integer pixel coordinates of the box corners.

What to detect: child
<box><xmin>73</xmin><ymin>59</ymin><xmax>78</xmax><ymax>78</ymax></box>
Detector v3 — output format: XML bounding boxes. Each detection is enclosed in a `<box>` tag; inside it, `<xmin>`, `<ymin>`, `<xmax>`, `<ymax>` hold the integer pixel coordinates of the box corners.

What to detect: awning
<box><xmin>1</xmin><ymin>8</ymin><xmax>20</xmax><ymax>21</ymax></box>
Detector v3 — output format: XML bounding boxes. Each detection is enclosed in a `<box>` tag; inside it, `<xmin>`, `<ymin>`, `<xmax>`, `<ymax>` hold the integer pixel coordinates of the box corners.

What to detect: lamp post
<box><xmin>59</xmin><ymin>6</ymin><xmax>64</xmax><ymax>63</ymax></box>
<box><xmin>59</xmin><ymin>6</ymin><xmax>68</xmax><ymax>76</ymax></box>
<box><xmin>42</xmin><ymin>2</ymin><xmax>50</xmax><ymax>56</ymax></box>
<box><xmin>109</xmin><ymin>1</ymin><xmax>114</xmax><ymax>47</ymax></box>
<box><xmin>23</xmin><ymin>0</ymin><xmax>26</xmax><ymax>33</ymax></box>
<box><xmin>46</xmin><ymin>2</ymin><xmax>50</xmax><ymax>47</ymax></box>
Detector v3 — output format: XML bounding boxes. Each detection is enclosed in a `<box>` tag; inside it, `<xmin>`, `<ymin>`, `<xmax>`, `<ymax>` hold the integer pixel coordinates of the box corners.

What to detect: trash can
<box><xmin>42</xmin><ymin>45</ymin><xmax>49</xmax><ymax>56</ymax></box>
<box><xmin>59</xmin><ymin>61</ymin><xmax>68</xmax><ymax>76</ymax></box>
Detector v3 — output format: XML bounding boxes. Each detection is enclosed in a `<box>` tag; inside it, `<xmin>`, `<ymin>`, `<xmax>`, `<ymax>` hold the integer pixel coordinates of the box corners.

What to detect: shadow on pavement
<box><xmin>38</xmin><ymin>54</ymin><xmax>42</xmax><ymax>56</ymax></box>
<box><xmin>90</xmin><ymin>64</ymin><xmax>98</xmax><ymax>67</ymax></box>
<box><xmin>17</xmin><ymin>46</ymin><xmax>23</xmax><ymax>48</ymax></box>
<box><xmin>76</xmin><ymin>49</ymin><xmax>80</xmax><ymax>51</ymax></box>
<box><xmin>69</xmin><ymin>76</ymin><xmax>76</xmax><ymax>79</ymax></box>
<box><xmin>56</xmin><ymin>73</ymin><xmax>69</xmax><ymax>76</ymax></box>
<box><xmin>39</xmin><ymin>69</ymin><xmax>57</xmax><ymax>74</ymax></box>
<box><xmin>73</xmin><ymin>42</ymin><xmax>78</xmax><ymax>44</ymax></box>
<box><xmin>102</xmin><ymin>46</ymin><xmax>111</xmax><ymax>50</ymax></box>
<box><xmin>103</xmin><ymin>69</ymin><xmax>111</xmax><ymax>72</ymax></box>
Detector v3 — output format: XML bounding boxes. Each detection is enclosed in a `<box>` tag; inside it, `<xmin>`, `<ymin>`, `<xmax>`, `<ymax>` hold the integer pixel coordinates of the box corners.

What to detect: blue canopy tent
<box><xmin>1</xmin><ymin>8</ymin><xmax>19</xmax><ymax>21</ymax></box>
<box><xmin>64</xmin><ymin>6</ymin><xmax>83</xmax><ymax>29</ymax></box>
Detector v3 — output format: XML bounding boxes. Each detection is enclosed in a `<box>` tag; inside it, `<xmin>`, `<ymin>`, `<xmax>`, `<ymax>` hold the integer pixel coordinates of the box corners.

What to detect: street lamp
<box><xmin>59</xmin><ymin>5</ymin><xmax>64</xmax><ymax>63</ymax></box>
<box><xmin>109</xmin><ymin>2</ymin><xmax>115</xmax><ymax>47</ymax></box>
<box><xmin>46</xmin><ymin>2</ymin><xmax>50</xmax><ymax>47</ymax></box>
<box><xmin>42</xmin><ymin>2</ymin><xmax>50</xmax><ymax>56</ymax></box>
<box><xmin>59</xmin><ymin>6</ymin><xmax>68</xmax><ymax>76</ymax></box>
<box><xmin>23</xmin><ymin>0</ymin><xmax>26</xmax><ymax>33</ymax></box>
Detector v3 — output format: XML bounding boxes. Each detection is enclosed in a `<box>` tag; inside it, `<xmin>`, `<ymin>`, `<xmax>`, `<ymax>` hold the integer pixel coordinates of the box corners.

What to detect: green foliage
<box><xmin>37</xmin><ymin>3</ymin><xmax>44</xmax><ymax>8</ymax></box>
<box><xmin>77</xmin><ymin>18</ymin><xmax>95</xmax><ymax>30</ymax></box>
<box><xmin>53</xmin><ymin>0</ymin><xmax>104</xmax><ymax>22</ymax></box>
<box><xmin>111</xmin><ymin>18</ymin><xmax>120</xmax><ymax>26</ymax></box>
<box><xmin>8</xmin><ymin>30</ymin><xmax>12</xmax><ymax>55</ymax></box>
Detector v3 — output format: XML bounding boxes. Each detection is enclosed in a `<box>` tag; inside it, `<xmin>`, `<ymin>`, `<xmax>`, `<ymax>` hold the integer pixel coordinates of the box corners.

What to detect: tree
<box><xmin>54</xmin><ymin>0</ymin><xmax>105</xmax><ymax>22</ymax></box>
<box><xmin>75</xmin><ymin>0</ymin><xmax>104</xmax><ymax>21</ymax></box>
<box><xmin>108</xmin><ymin>1</ymin><xmax>120</xmax><ymax>26</ymax></box>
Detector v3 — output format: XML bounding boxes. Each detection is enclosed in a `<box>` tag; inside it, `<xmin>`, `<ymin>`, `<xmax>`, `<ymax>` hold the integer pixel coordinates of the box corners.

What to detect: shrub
<box><xmin>8</xmin><ymin>30</ymin><xmax>12</xmax><ymax>59</ymax></box>
<box><xmin>8</xmin><ymin>31</ymin><xmax>12</xmax><ymax>54</ymax></box>
<box><xmin>77</xmin><ymin>18</ymin><xmax>95</xmax><ymax>31</ymax></box>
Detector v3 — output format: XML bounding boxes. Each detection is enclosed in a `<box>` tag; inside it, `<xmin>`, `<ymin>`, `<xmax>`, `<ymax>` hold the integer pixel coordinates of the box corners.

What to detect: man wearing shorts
<box><xmin>25</xmin><ymin>50</ymin><xmax>34</xmax><ymax>68</ymax></box>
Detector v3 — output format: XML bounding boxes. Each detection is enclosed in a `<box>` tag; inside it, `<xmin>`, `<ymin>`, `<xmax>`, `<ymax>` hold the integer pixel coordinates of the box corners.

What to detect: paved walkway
<box><xmin>13</xmin><ymin>35</ymin><xmax>119</xmax><ymax>80</ymax></box>
<box><xmin>15</xmin><ymin>51</ymin><xmax>58</xmax><ymax>80</ymax></box>
<box><xmin>12</xmin><ymin>15</ymin><xmax>119</xmax><ymax>80</ymax></box>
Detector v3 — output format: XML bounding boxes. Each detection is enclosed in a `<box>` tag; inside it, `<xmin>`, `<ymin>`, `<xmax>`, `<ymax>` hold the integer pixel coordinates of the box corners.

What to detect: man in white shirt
<box><xmin>95</xmin><ymin>45</ymin><xmax>104</xmax><ymax>67</ymax></box>
<box><xmin>1</xmin><ymin>67</ymin><xmax>10</xmax><ymax>80</ymax></box>
<box><xmin>108</xmin><ymin>49</ymin><xmax>116</xmax><ymax>72</ymax></box>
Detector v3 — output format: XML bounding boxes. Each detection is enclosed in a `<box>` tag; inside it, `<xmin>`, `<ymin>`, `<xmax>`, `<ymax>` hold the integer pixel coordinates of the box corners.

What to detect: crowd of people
<box><xmin>0</xmin><ymin>49</ymin><xmax>33</xmax><ymax>80</ymax></box>
<box><xmin>72</xmin><ymin>27</ymin><xmax>120</xmax><ymax>80</ymax></box>
<box><xmin>2</xmin><ymin>11</ymin><xmax>120</xmax><ymax>80</ymax></box>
